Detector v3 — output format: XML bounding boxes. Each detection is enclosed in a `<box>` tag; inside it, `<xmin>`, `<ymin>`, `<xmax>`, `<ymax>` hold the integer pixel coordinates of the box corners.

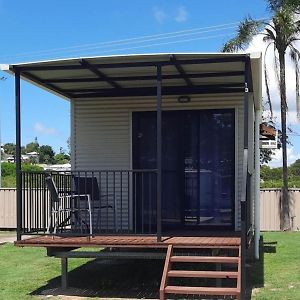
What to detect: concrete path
<box><xmin>0</xmin><ymin>232</ymin><xmax>16</xmax><ymax>244</ymax></box>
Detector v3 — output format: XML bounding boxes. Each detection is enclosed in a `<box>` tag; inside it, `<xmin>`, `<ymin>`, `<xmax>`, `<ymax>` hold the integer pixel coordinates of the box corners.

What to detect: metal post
<box><xmin>61</xmin><ymin>257</ymin><xmax>68</xmax><ymax>289</ymax></box>
<box><xmin>15</xmin><ymin>70</ymin><xmax>22</xmax><ymax>241</ymax></box>
<box><xmin>244</xmin><ymin>56</ymin><xmax>250</xmax><ymax>149</ymax></box>
<box><xmin>240</xmin><ymin>56</ymin><xmax>250</xmax><ymax>299</ymax></box>
<box><xmin>254</xmin><ymin>108</ymin><xmax>261</xmax><ymax>259</ymax></box>
<box><xmin>156</xmin><ymin>64</ymin><xmax>162</xmax><ymax>242</ymax></box>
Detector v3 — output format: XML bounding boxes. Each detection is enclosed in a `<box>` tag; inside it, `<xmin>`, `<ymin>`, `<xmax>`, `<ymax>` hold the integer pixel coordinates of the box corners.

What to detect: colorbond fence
<box><xmin>260</xmin><ymin>188</ymin><xmax>300</xmax><ymax>231</ymax></box>
<box><xmin>1</xmin><ymin>188</ymin><xmax>300</xmax><ymax>230</ymax></box>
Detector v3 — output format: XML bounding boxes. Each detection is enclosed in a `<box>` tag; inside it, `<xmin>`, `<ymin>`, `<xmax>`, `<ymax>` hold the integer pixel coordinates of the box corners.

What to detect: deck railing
<box><xmin>20</xmin><ymin>170</ymin><xmax>157</xmax><ymax>236</ymax></box>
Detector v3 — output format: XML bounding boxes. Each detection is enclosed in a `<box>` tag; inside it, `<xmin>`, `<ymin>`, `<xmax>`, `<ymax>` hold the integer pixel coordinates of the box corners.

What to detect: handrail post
<box><xmin>156</xmin><ymin>64</ymin><xmax>162</xmax><ymax>242</ymax></box>
<box><xmin>15</xmin><ymin>70</ymin><xmax>22</xmax><ymax>241</ymax></box>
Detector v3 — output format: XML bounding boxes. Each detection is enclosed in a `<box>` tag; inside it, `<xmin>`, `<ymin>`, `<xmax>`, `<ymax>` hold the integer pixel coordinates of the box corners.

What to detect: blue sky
<box><xmin>0</xmin><ymin>0</ymin><xmax>299</xmax><ymax>166</ymax></box>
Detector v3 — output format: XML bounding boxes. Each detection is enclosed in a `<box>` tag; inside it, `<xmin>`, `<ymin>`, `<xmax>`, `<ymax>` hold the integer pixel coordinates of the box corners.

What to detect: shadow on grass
<box><xmin>31</xmin><ymin>258</ymin><xmax>164</xmax><ymax>299</ymax></box>
<box><xmin>246</xmin><ymin>236</ymin><xmax>278</xmax><ymax>299</ymax></box>
<box><xmin>31</xmin><ymin>240</ymin><xmax>275</xmax><ymax>299</ymax></box>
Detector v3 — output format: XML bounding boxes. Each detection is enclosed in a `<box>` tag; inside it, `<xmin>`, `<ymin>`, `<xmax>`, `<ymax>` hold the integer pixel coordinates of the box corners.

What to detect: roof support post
<box><xmin>156</xmin><ymin>64</ymin><xmax>162</xmax><ymax>242</ymax></box>
<box><xmin>254</xmin><ymin>107</ymin><xmax>261</xmax><ymax>260</ymax></box>
<box><xmin>240</xmin><ymin>55</ymin><xmax>251</xmax><ymax>300</ymax></box>
<box><xmin>15</xmin><ymin>70</ymin><xmax>22</xmax><ymax>241</ymax></box>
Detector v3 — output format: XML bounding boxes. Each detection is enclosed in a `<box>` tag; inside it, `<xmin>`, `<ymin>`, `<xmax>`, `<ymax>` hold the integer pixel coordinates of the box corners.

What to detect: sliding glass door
<box><xmin>132</xmin><ymin>109</ymin><xmax>235</xmax><ymax>231</ymax></box>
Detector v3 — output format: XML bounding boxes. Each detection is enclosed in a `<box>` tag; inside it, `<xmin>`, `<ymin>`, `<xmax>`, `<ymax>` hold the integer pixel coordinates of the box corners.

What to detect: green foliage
<box><xmin>39</xmin><ymin>145</ymin><xmax>55</xmax><ymax>164</ymax></box>
<box><xmin>21</xmin><ymin>164</ymin><xmax>43</xmax><ymax>172</ymax></box>
<box><xmin>53</xmin><ymin>153</ymin><xmax>70</xmax><ymax>164</ymax></box>
<box><xmin>24</xmin><ymin>141</ymin><xmax>39</xmax><ymax>153</ymax></box>
<box><xmin>1</xmin><ymin>176</ymin><xmax>16</xmax><ymax>188</ymax></box>
<box><xmin>1</xmin><ymin>162</ymin><xmax>16</xmax><ymax>177</ymax></box>
<box><xmin>289</xmin><ymin>159</ymin><xmax>300</xmax><ymax>176</ymax></box>
<box><xmin>261</xmin><ymin>162</ymin><xmax>300</xmax><ymax>188</ymax></box>
<box><xmin>1</xmin><ymin>163</ymin><xmax>43</xmax><ymax>188</ymax></box>
<box><xmin>3</xmin><ymin>143</ymin><xmax>15</xmax><ymax>155</ymax></box>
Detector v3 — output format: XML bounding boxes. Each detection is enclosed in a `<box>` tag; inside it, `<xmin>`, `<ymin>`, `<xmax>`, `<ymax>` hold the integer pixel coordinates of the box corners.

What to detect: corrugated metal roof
<box><xmin>0</xmin><ymin>52</ymin><xmax>262</xmax><ymax>107</ymax></box>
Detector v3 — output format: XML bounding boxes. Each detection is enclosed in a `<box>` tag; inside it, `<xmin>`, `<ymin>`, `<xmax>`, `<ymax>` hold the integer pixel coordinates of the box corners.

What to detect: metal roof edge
<box><xmin>4</xmin><ymin>52</ymin><xmax>249</xmax><ymax>67</ymax></box>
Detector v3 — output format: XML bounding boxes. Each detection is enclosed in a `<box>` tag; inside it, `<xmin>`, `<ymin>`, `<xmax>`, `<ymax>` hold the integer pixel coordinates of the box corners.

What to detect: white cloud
<box><xmin>33</xmin><ymin>122</ymin><xmax>57</xmax><ymax>135</ymax></box>
<box><xmin>268</xmin><ymin>147</ymin><xmax>300</xmax><ymax>168</ymax></box>
<box><xmin>175</xmin><ymin>6</ymin><xmax>188</xmax><ymax>23</ymax></box>
<box><xmin>153</xmin><ymin>6</ymin><xmax>166</xmax><ymax>24</ymax></box>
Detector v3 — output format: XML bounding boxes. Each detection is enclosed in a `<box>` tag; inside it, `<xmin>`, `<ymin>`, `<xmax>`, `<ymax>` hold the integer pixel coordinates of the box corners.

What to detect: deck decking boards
<box><xmin>16</xmin><ymin>235</ymin><xmax>241</xmax><ymax>249</ymax></box>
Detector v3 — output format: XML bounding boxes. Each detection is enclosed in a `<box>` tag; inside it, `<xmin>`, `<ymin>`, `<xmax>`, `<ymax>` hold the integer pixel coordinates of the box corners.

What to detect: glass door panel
<box><xmin>132</xmin><ymin>109</ymin><xmax>235</xmax><ymax>231</ymax></box>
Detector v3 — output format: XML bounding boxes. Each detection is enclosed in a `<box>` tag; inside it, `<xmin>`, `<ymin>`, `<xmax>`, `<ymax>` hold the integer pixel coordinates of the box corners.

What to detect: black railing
<box><xmin>20</xmin><ymin>170</ymin><xmax>157</xmax><ymax>236</ymax></box>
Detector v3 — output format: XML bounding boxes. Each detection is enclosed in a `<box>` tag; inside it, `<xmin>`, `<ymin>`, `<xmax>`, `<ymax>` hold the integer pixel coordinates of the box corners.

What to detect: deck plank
<box><xmin>16</xmin><ymin>235</ymin><xmax>241</xmax><ymax>249</ymax></box>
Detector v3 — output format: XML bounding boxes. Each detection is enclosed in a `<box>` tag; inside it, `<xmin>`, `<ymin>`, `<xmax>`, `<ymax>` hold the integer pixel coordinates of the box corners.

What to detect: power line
<box><xmin>84</xmin><ymin>33</ymin><xmax>236</xmax><ymax>56</ymax></box>
<box><xmin>1</xmin><ymin>25</ymin><xmax>237</xmax><ymax>60</ymax></box>
<box><xmin>1</xmin><ymin>17</ymin><xmax>267</xmax><ymax>61</ymax></box>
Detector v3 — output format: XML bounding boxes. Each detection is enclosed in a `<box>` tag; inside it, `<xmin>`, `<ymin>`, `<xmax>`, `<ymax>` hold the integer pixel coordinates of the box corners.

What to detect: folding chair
<box><xmin>45</xmin><ymin>175</ymin><xmax>93</xmax><ymax>235</ymax></box>
<box><xmin>73</xmin><ymin>176</ymin><xmax>115</xmax><ymax>232</ymax></box>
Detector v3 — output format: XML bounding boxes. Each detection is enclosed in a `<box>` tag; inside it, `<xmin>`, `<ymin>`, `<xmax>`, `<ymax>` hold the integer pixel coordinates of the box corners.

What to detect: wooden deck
<box><xmin>15</xmin><ymin>235</ymin><xmax>241</xmax><ymax>249</ymax></box>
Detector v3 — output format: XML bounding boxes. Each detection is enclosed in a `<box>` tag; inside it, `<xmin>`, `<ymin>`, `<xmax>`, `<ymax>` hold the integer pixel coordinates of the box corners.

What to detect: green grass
<box><xmin>0</xmin><ymin>244</ymin><xmax>90</xmax><ymax>300</ymax></box>
<box><xmin>1</xmin><ymin>232</ymin><xmax>300</xmax><ymax>299</ymax></box>
<box><xmin>252</xmin><ymin>232</ymin><xmax>300</xmax><ymax>300</ymax></box>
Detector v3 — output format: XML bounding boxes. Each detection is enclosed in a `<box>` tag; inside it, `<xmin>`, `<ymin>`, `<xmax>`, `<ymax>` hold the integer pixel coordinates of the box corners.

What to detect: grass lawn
<box><xmin>0</xmin><ymin>232</ymin><xmax>300</xmax><ymax>299</ymax></box>
<box><xmin>251</xmin><ymin>232</ymin><xmax>300</xmax><ymax>300</ymax></box>
<box><xmin>0</xmin><ymin>244</ymin><xmax>90</xmax><ymax>300</ymax></box>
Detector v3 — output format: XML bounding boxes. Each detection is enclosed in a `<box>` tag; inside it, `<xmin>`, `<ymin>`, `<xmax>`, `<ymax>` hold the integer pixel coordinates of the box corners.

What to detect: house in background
<box><xmin>2</xmin><ymin>52</ymin><xmax>262</xmax><ymax>300</ymax></box>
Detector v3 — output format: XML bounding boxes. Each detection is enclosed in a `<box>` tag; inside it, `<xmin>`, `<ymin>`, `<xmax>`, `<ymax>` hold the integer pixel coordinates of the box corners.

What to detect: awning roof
<box><xmin>1</xmin><ymin>52</ymin><xmax>262</xmax><ymax>107</ymax></box>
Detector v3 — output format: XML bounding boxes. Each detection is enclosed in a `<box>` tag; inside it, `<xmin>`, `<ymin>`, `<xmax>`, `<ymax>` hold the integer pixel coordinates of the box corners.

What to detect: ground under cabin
<box><xmin>2</xmin><ymin>52</ymin><xmax>262</xmax><ymax>299</ymax></box>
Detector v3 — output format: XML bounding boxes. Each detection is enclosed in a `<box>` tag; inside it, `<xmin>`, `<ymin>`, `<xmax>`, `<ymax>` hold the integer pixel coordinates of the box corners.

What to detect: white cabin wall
<box><xmin>71</xmin><ymin>93</ymin><xmax>245</xmax><ymax>230</ymax></box>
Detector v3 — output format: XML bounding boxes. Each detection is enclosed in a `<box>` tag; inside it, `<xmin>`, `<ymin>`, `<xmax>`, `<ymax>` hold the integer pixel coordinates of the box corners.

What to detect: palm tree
<box><xmin>222</xmin><ymin>0</ymin><xmax>300</xmax><ymax>230</ymax></box>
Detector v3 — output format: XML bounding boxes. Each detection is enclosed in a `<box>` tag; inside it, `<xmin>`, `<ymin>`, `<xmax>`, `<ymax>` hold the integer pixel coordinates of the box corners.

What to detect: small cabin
<box><xmin>2</xmin><ymin>53</ymin><xmax>262</xmax><ymax>299</ymax></box>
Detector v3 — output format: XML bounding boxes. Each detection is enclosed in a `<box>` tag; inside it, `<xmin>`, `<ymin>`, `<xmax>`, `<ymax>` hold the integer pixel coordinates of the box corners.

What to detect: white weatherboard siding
<box><xmin>72</xmin><ymin>93</ymin><xmax>246</xmax><ymax>230</ymax></box>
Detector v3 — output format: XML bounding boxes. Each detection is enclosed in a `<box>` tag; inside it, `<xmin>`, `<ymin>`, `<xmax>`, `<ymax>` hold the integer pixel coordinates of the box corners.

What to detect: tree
<box><xmin>25</xmin><ymin>138</ymin><xmax>39</xmax><ymax>153</ymax></box>
<box><xmin>3</xmin><ymin>143</ymin><xmax>16</xmax><ymax>155</ymax></box>
<box><xmin>289</xmin><ymin>158</ymin><xmax>300</xmax><ymax>176</ymax></box>
<box><xmin>39</xmin><ymin>145</ymin><xmax>55</xmax><ymax>164</ymax></box>
<box><xmin>53</xmin><ymin>153</ymin><xmax>70</xmax><ymax>164</ymax></box>
<box><xmin>222</xmin><ymin>0</ymin><xmax>300</xmax><ymax>230</ymax></box>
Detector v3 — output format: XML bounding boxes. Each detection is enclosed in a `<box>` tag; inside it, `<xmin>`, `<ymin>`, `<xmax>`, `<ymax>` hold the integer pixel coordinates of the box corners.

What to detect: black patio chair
<box><xmin>73</xmin><ymin>176</ymin><xmax>115</xmax><ymax>231</ymax></box>
<box><xmin>45</xmin><ymin>175</ymin><xmax>93</xmax><ymax>235</ymax></box>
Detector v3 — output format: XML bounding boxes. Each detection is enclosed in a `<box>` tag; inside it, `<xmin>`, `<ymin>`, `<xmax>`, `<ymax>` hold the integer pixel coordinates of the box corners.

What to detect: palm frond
<box><xmin>222</xmin><ymin>16</ymin><xmax>263</xmax><ymax>52</ymax></box>
<box><xmin>265</xmin><ymin>27</ymin><xmax>277</xmax><ymax>41</ymax></box>
<box><xmin>267</xmin><ymin>0</ymin><xmax>282</xmax><ymax>12</ymax></box>
<box><xmin>268</xmin><ymin>0</ymin><xmax>300</xmax><ymax>12</ymax></box>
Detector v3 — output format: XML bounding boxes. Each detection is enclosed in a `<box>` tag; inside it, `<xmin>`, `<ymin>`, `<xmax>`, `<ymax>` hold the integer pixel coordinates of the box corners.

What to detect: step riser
<box><xmin>160</xmin><ymin>246</ymin><xmax>241</xmax><ymax>300</ymax></box>
<box><xmin>168</xmin><ymin>270</ymin><xmax>238</xmax><ymax>279</ymax></box>
<box><xmin>171</xmin><ymin>256</ymin><xmax>239</xmax><ymax>263</ymax></box>
<box><xmin>165</xmin><ymin>286</ymin><xmax>239</xmax><ymax>296</ymax></box>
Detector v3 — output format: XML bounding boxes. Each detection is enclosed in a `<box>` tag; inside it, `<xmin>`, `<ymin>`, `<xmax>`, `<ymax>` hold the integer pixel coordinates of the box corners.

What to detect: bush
<box><xmin>1</xmin><ymin>163</ymin><xmax>43</xmax><ymax>188</ymax></box>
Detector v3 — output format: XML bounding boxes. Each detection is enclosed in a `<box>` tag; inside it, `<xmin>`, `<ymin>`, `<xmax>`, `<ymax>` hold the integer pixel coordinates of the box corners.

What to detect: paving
<box><xmin>0</xmin><ymin>232</ymin><xmax>16</xmax><ymax>244</ymax></box>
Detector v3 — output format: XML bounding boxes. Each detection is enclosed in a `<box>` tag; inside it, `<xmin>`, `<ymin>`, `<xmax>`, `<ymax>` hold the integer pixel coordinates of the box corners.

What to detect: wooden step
<box><xmin>165</xmin><ymin>285</ymin><xmax>239</xmax><ymax>296</ymax></box>
<box><xmin>170</xmin><ymin>255</ymin><xmax>239</xmax><ymax>264</ymax></box>
<box><xmin>168</xmin><ymin>270</ymin><xmax>238</xmax><ymax>279</ymax></box>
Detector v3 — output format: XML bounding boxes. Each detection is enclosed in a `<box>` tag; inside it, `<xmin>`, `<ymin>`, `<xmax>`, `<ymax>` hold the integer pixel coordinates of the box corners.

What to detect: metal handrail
<box><xmin>19</xmin><ymin>169</ymin><xmax>158</xmax><ymax>237</ymax></box>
